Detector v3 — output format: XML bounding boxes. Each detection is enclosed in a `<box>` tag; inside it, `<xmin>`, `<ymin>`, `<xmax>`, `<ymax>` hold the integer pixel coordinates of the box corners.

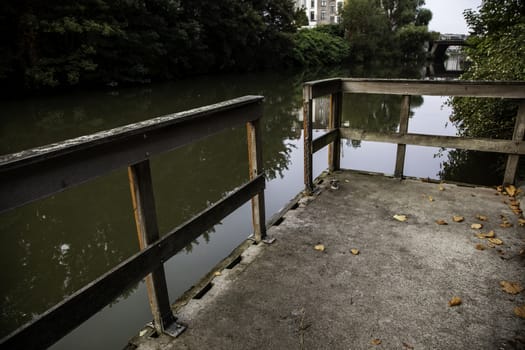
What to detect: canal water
<box><xmin>0</xmin><ymin>65</ymin><xmax>498</xmax><ymax>349</ymax></box>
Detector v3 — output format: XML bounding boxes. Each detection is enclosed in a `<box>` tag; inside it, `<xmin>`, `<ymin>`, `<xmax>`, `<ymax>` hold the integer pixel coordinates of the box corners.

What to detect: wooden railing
<box><xmin>303</xmin><ymin>79</ymin><xmax>525</xmax><ymax>193</ymax></box>
<box><xmin>0</xmin><ymin>96</ymin><xmax>266</xmax><ymax>349</ymax></box>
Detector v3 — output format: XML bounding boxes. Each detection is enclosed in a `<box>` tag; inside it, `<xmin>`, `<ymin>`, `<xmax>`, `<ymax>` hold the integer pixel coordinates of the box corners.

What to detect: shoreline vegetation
<box><xmin>0</xmin><ymin>0</ymin><xmax>434</xmax><ymax>96</ymax></box>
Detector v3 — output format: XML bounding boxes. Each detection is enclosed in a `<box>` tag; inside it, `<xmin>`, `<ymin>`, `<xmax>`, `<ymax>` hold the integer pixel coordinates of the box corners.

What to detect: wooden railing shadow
<box><xmin>0</xmin><ymin>96</ymin><xmax>266</xmax><ymax>349</ymax></box>
<box><xmin>303</xmin><ymin>79</ymin><xmax>525</xmax><ymax>193</ymax></box>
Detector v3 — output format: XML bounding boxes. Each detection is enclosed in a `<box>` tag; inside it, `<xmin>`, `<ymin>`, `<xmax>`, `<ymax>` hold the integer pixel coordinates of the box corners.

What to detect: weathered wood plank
<box><xmin>247</xmin><ymin>120</ymin><xmax>266</xmax><ymax>242</ymax></box>
<box><xmin>328</xmin><ymin>92</ymin><xmax>342</xmax><ymax>172</ymax></box>
<box><xmin>313</xmin><ymin>129</ymin><xmax>339</xmax><ymax>154</ymax></box>
<box><xmin>128</xmin><ymin>160</ymin><xmax>176</xmax><ymax>333</ymax></box>
<box><xmin>0</xmin><ymin>96</ymin><xmax>264</xmax><ymax>214</ymax></box>
<box><xmin>304</xmin><ymin>79</ymin><xmax>342</xmax><ymax>99</ymax></box>
<box><xmin>504</xmin><ymin>101</ymin><xmax>525</xmax><ymax>184</ymax></box>
<box><xmin>340</xmin><ymin>128</ymin><xmax>525</xmax><ymax>155</ymax></box>
<box><xmin>340</xmin><ymin>79</ymin><xmax>525</xmax><ymax>98</ymax></box>
<box><xmin>394</xmin><ymin>96</ymin><xmax>411</xmax><ymax>178</ymax></box>
<box><xmin>304</xmin><ymin>85</ymin><xmax>314</xmax><ymax>194</ymax></box>
<box><xmin>0</xmin><ymin>174</ymin><xmax>264</xmax><ymax>350</ymax></box>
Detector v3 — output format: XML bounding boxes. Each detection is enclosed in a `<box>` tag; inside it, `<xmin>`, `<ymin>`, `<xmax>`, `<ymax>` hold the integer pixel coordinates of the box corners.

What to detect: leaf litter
<box><xmin>500</xmin><ymin>281</ymin><xmax>523</xmax><ymax>295</ymax></box>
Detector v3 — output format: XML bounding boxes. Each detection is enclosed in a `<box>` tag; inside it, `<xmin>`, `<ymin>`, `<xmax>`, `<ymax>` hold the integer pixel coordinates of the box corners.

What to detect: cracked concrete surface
<box><xmin>131</xmin><ymin>172</ymin><xmax>525</xmax><ymax>350</ymax></box>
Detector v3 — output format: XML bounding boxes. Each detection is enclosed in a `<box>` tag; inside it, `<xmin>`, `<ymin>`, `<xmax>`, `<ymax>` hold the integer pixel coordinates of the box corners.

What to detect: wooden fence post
<box><xmin>395</xmin><ymin>95</ymin><xmax>411</xmax><ymax>178</ymax></box>
<box><xmin>247</xmin><ymin>119</ymin><xmax>266</xmax><ymax>242</ymax></box>
<box><xmin>328</xmin><ymin>92</ymin><xmax>342</xmax><ymax>172</ymax></box>
<box><xmin>128</xmin><ymin>160</ymin><xmax>184</xmax><ymax>336</ymax></box>
<box><xmin>504</xmin><ymin>100</ymin><xmax>525</xmax><ymax>184</ymax></box>
<box><xmin>304</xmin><ymin>85</ymin><xmax>314</xmax><ymax>194</ymax></box>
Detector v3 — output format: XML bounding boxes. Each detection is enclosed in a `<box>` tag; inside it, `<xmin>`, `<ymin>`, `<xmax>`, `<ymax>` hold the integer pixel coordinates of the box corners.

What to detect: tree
<box><xmin>443</xmin><ymin>0</ymin><xmax>525</xmax><ymax>184</ymax></box>
<box><xmin>341</xmin><ymin>0</ymin><xmax>432</xmax><ymax>62</ymax></box>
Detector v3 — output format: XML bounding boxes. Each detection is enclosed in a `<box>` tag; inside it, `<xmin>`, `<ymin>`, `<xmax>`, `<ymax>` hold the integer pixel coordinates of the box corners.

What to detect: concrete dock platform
<box><xmin>131</xmin><ymin>171</ymin><xmax>525</xmax><ymax>350</ymax></box>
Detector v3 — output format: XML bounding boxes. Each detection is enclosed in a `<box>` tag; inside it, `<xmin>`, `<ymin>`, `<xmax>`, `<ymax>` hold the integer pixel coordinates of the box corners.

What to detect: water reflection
<box><xmin>1</xmin><ymin>62</ymin><xmax>456</xmax><ymax>347</ymax></box>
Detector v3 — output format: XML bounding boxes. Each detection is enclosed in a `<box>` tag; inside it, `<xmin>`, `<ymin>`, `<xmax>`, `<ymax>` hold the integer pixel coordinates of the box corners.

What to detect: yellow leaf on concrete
<box><xmin>475</xmin><ymin>244</ymin><xmax>486</xmax><ymax>251</ymax></box>
<box><xmin>439</xmin><ymin>184</ymin><xmax>445</xmax><ymax>191</ymax></box>
<box><xmin>452</xmin><ymin>216</ymin><xmax>464</xmax><ymax>222</ymax></box>
<box><xmin>496</xmin><ymin>185</ymin><xmax>503</xmax><ymax>193</ymax></box>
<box><xmin>514</xmin><ymin>305</ymin><xmax>525</xmax><ymax>318</ymax></box>
<box><xmin>485</xmin><ymin>230</ymin><xmax>495</xmax><ymax>238</ymax></box>
<box><xmin>519</xmin><ymin>219</ymin><xmax>525</xmax><ymax>226</ymax></box>
<box><xmin>314</xmin><ymin>244</ymin><xmax>325</xmax><ymax>252</ymax></box>
<box><xmin>475</xmin><ymin>233</ymin><xmax>486</xmax><ymax>239</ymax></box>
<box><xmin>476</xmin><ymin>215</ymin><xmax>488</xmax><ymax>221</ymax></box>
<box><xmin>428</xmin><ymin>196</ymin><xmax>434</xmax><ymax>202</ymax></box>
<box><xmin>500</xmin><ymin>281</ymin><xmax>524</xmax><ymax>295</ymax></box>
<box><xmin>214</xmin><ymin>271</ymin><xmax>222</xmax><ymax>277</ymax></box>
<box><xmin>471</xmin><ymin>223</ymin><xmax>483</xmax><ymax>229</ymax></box>
<box><xmin>488</xmin><ymin>238</ymin><xmax>503</xmax><ymax>245</ymax></box>
<box><xmin>351</xmin><ymin>249</ymin><xmax>360</xmax><ymax>255</ymax></box>
<box><xmin>500</xmin><ymin>221</ymin><xmax>513</xmax><ymax>228</ymax></box>
<box><xmin>448</xmin><ymin>296</ymin><xmax>462</xmax><ymax>307</ymax></box>
<box><xmin>371</xmin><ymin>339</ymin><xmax>382</xmax><ymax>345</ymax></box>
<box><xmin>436</xmin><ymin>219</ymin><xmax>448</xmax><ymax>225</ymax></box>
<box><xmin>505</xmin><ymin>185</ymin><xmax>517</xmax><ymax>197</ymax></box>
<box><xmin>393</xmin><ymin>214</ymin><xmax>407</xmax><ymax>222</ymax></box>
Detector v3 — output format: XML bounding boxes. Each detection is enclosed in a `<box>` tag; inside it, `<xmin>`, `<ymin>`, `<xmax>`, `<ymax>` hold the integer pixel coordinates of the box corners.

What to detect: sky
<box><xmin>424</xmin><ymin>0</ymin><xmax>482</xmax><ymax>34</ymax></box>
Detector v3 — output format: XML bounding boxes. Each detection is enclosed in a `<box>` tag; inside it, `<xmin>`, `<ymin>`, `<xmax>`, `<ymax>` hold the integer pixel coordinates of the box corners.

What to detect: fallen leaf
<box><xmin>428</xmin><ymin>195</ymin><xmax>434</xmax><ymax>202</ymax></box>
<box><xmin>453</xmin><ymin>216</ymin><xmax>464</xmax><ymax>222</ymax></box>
<box><xmin>496</xmin><ymin>185</ymin><xmax>503</xmax><ymax>193</ymax></box>
<box><xmin>471</xmin><ymin>223</ymin><xmax>483</xmax><ymax>229</ymax></box>
<box><xmin>519</xmin><ymin>219</ymin><xmax>525</xmax><ymax>226</ymax></box>
<box><xmin>436</xmin><ymin>219</ymin><xmax>448</xmax><ymax>225</ymax></box>
<box><xmin>448</xmin><ymin>296</ymin><xmax>462</xmax><ymax>307</ymax></box>
<box><xmin>402</xmin><ymin>342</ymin><xmax>414</xmax><ymax>350</ymax></box>
<box><xmin>487</xmin><ymin>242</ymin><xmax>496</xmax><ymax>248</ymax></box>
<box><xmin>514</xmin><ymin>305</ymin><xmax>525</xmax><ymax>319</ymax></box>
<box><xmin>475</xmin><ymin>244</ymin><xmax>486</xmax><ymax>250</ymax></box>
<box><xmin>393</xmin><ymin>214</ymin><xmax>408</xmax><ymax>222</ymax></box>
<box><xmin>214</xmin><ymin>271</ymin><xmax>222</xmax><ymax>277</ymax></box>
<box><xmin>476</xmin><ymin>230</ymin><xmax>496</xmax><ymax>239</ymax></box>
<box><xmin>314</xmin><ymin>244</ymin><xmax>325</xmax><ymax>252</ymax></box>
<box><xmin>505</xmin><ymin>185</ymin><xmax>517</xmax><ymax>197</ymax></box>
<box><xmin>371</xmin><ymin>339</ymin><xmax>382</xmax><ymax>345</ymax></box>
<box><xmin>476</xmin><ymin>215</ymin><xmax>488</xmax><ymax>221</ymax></box>
<box><xmin>488</xmin><ymin>238</ymin><xmax>503</xmax><ymax>245</ymax></box>
<box><xmin>350</xmin><ymin>248</ymin><xmax>360</xmax><ymax>255</ymax></box>
<box><xmin>439</xmin><ymin>184</ymin><xmax>445</xmax><ymax>191</ymax></box>
<box><xmin>510</xmin><ymin>199</ymin><xmax>520</xmax><ymax>206</ymax></box>
<box><xmin>344</xmin><ymin>179</ymin><xmax>350</xmax><ymax>183</ymax></box>
<box><xmin>500</xmin><ymin>281</ymin><xmax>524</xmax><ymax>295</ymax></box>
<box><xmin>500</xmin><ymin>222</ymin><xmax>513</xmax><ymax>228</ymax></box>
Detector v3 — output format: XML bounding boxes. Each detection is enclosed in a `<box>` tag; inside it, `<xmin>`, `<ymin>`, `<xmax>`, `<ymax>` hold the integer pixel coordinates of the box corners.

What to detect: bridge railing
<box><xmin>0</xmin><ymin>96</ymin><xmax>266</xmax><ymax>349</ymax></box>
<box><xmin>303</xmin><ymin>78</ymin><xmax>525</xmax><ymax>193</ymax></box>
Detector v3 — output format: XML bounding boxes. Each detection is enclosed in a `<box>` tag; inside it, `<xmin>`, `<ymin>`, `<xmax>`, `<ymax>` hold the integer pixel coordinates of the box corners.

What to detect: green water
<box><xmin>0</xmin><ymin>66</ymin><xmax>497</xmax><ymax>349</ymax></box>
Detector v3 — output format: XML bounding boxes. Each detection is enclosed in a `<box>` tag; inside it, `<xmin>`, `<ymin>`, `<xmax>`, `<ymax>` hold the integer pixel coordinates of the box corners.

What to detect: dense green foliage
<box><xmin>0</xmin><ymin>0</ymin><xmax>308</xmax><ymax>92</ymax></box>
<box><xmin>290</xmin><ymin>25</ymin><xmax>350</xmax><ymax>66</ymax></box>
<box><xmin>441</xmin><ymin>0</ymin><xmax>525</xmax><ymax>185</ymax></box>
<box><xmin>450</xmin><ymin>0</ymin><xmax>525</xmax><ymax>139</ymax></box>
<box><xmin>341</xmin><ymin>0</ymin><xmax>432</xmax><ymax>62</ymax></box>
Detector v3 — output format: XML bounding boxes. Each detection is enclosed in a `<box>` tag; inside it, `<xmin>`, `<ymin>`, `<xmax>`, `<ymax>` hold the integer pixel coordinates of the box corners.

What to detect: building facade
<box><xmin>295</xmin><ymin>0</ymin><xmax>344</xmax><ymax>27</ymax></box>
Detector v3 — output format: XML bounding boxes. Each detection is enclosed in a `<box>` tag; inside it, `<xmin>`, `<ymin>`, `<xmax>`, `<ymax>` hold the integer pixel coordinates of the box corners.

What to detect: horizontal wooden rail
<box><xmin>0</xmin><ymin>96</ymin><xmax>264</xmax><ymax>214</ymax></box>
<box><xmin>341</xmin><ymin>128</ymin><xmax>525</xmax><ymax>155</ymax></box>
<box><xmin>313</xmin><ymin>129</ymin><xmax>339</xmax><ymax>153</ymax></box>
<box><xmin>303</xmin><ymin>78</ymin><xmax>525</xmax><ymax>191</ymax></box>
<box><xmin>0</xmin><ymin>174</ymin><xmax>265</xmax><ymax>350</ymax></box>
<box><xmin>304</xmin><ymin>78</ymin><xmax>525</xmax><ymax>99</ymax></box>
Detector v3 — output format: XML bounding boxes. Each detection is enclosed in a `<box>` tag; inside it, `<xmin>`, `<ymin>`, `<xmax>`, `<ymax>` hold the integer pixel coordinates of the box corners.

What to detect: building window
<box><xmin>330</xmin><ymin>4</ymin><xmax>335</xmax><ymax>14</ymax></box>
<box><xmin>310</xmin><ymin>11</ymin><xmax>315</xmax><ymax>21</ymax></box>
<box><xmin>321</xmin><ymin>0</ymin><xmax>327</xmax><ymax>6</ymax></box>
<box><xmin>311</xmin><ymin>0</ymin><xmax>315</xmax><ymax>8</ymax></box>
<box><xmin>330</xmin><ymin>16</ymin><xmax>335</xmax><ymax>23</ymax></box>
<box><xmin>320</xmin><ymin>11</ymin><xmax>326</xmax><ymax>20</ymax></box>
